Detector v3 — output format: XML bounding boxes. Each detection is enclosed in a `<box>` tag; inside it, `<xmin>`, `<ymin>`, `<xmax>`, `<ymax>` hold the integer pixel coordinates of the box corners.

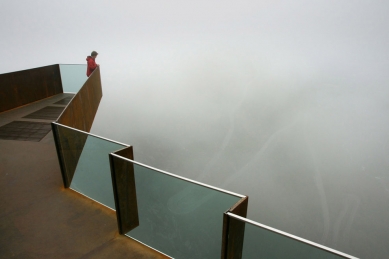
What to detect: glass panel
<box><xmin>59</xmin><ymin>64</ymin><xmax>87</xmax><ymax>93</ymax></box>
<box><xmin>56</xmin><ymin>124</ymin><xmax>126</xmax><ymax>209</ymax></box>
<box><xmin>125</xmin><ymin>162</ymin><xmax>241</xmax><ymax>259</ymax></box>
<box><xmin>233</xmin><ymin>217</ymin><xmax>351</xmax><ymax>259</ymax></box>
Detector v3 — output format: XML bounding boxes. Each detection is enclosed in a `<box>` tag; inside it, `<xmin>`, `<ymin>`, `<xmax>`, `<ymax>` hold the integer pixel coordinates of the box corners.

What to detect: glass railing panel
<box><xmin>59</xmin><ymin>64</ymin><xmax>87</xmax><ymax>93</ymax></box>
<box><xmin>56</xmin><ymin>123</ymin><xmax>126</xmax><ymax>209</ymax></box>
<box><xmin>228</xmin><ymin>213</ymin><xmax>357</xmax><ymax>259</ymax></box>
<box><xmin>125</xmin><ymin>162</ymin><xmax>242</xmax><ymax>259</ymax></box>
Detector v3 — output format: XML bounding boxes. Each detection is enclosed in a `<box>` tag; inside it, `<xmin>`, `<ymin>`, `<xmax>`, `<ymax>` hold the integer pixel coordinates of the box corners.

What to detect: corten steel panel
<box><xmin>221</xmin><ymin>196</ymin><xmax>248</xmax><ymax>259</ymax></box>
<box><xmin>0</xmin><ymin>64</ymin><xmax>63</xmax><ymax>112</ymax></box>
<box><xmin>57</xmin><ymin>95</ymin><xmax>76</xmax><ymax>128</ymax></box>
<box><xmin>109</xmin><ymin>147</ymin><xmax>140</xmax><ymax>234</ymax></box>
<box><xmin>53</xmin><ymin>67</ymin><xmax>102</xmax><ymax>188</ymax></box>
<box><xmin>57</xmin><ymin>67</ymin><xmax>102</xmax><ymax>132</ymax></box>
<box><xmin>51</xmin><ymin>122</ymin><xmax>88</xmax><ymax>188</ymax></box>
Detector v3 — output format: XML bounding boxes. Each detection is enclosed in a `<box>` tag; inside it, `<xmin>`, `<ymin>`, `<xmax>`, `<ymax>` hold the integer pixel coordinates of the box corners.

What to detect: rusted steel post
<box><xmin>109</xmin><ymin>147</ymin><xmax>140</xmax><ymax>234</ymax></box>
<box><xmin>51</xmin><ymin>122</ymin><xmax>89</xmax><ymax>188</ymax></box>
<box><xmin>221</xmin><ymin>196</ymin><xmax>249</xmax><ymax>259</ymax></box>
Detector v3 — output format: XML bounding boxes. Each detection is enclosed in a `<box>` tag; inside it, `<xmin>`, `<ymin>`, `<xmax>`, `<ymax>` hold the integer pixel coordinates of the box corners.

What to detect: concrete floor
<box><xmin>0</xmin><ymin>94</ymin><xmax>168</xmax><ymax>259</ymax></box>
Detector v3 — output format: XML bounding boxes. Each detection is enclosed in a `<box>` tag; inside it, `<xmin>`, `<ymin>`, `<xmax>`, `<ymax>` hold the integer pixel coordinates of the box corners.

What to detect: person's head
<box><xmin>91</xmin><ymin>51</ymin><xmax>98</xmax><ymax>58</ymax></box>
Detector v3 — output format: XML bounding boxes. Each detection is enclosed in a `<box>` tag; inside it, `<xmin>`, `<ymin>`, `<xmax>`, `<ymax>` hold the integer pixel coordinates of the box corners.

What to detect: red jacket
<box><xmin>86</xmin><ymin>56</ymin><xmax>97</xmax><ymax>77</ymax></box>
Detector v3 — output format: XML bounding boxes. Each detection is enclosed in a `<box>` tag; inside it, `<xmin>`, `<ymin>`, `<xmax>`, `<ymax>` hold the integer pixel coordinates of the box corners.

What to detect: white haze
<box><xmin>2</xmin><ymin>1</ymin><xmax>389</xmax><ymax>258</ymax></box>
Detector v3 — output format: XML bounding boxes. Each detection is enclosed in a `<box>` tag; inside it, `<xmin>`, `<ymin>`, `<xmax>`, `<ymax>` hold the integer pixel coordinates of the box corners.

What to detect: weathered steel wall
<box><xmin>0</xmin><ymin>64</ymin><xmax>63</xmax><ymax>113</ymax></box>
<box><xmin>53</xmin><ymin>67</ymin><xmax>102</xmax><ymax>188</ymax></box>
<box><xmin>57</xmin><ymin>67</ymin><xmax>102</xmax><ymax>132</ymax></box>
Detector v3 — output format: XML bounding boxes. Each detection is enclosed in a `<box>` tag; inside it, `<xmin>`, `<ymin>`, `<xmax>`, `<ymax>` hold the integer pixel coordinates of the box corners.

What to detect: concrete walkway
<box><xmin>0</xmin><ymin>94</ymin><xmax>168</xmax><ymax>259</ymax></box>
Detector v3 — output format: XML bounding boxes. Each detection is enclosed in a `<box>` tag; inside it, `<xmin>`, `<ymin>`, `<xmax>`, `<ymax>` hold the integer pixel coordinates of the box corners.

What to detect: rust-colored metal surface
<box><xmin>51</xmin><ymin>122</ymin><xmax>88</xmax><ymax>188</ymax></box>
<box><xmin>221</xmin><ymin>196</ymin><xmax>249</xmax><ymax>259</ymax></box>
<box><xmin>0</xmin><ymin>64</ymin><xmax>63</xmax><ymax>113</ymax></box>
<box><xmin>229</xmin><ymin>196</ymin><xmax>249</xmax><ymax>217</ymax></box>
<box><xmin>53</xmin><ymin>67</ymin><xmax>102</xmax><ymax>188</ymax></box>
<box><xmin>0</xmin><ymin>96</ymin><xmax>168</xmax><ymax>259</ymax></box>
<box><xmin>57</xmin><ymin>67</ymin><xmax>102</xmax><ymax>132</ymax></box>
<box><xmin>109</xmin><ymin>147</ymin><xmax>140</xmax><ymax>234</ymax></box>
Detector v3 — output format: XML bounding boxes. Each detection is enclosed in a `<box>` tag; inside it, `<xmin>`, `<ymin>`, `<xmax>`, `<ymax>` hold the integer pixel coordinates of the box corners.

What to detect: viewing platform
<box><xmin>0</xmin><ymin>93</ymin><xmax>167</xmax><ymax>258</ymax></box>
<box><xmin>0</xmin><ymin>64</ymin><xmax>359</xmax><ymax>259</ymax></box>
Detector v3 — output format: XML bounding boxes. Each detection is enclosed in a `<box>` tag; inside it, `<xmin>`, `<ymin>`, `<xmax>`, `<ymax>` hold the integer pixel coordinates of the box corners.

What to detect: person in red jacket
<box><xmin>86</xmin><ymin>51</ymin><xmax>99</xmax><ymax>77</ymax></box>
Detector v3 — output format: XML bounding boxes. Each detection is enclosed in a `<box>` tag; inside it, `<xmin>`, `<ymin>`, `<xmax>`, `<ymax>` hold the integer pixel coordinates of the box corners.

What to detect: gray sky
<box><xmin>2</xmin><ymin>1</ymin><xmax>389</xmax><ymax>258</ymax></box>
<box><xmin>2</xmin><ymin>0</ymin><xmax>388</xmax><ymax>77</ymax></box>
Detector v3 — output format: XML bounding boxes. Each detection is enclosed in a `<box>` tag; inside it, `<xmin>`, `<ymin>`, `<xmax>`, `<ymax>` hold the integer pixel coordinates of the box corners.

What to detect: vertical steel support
<box><xmin>109</xmin><ymin>147</ymin><xmax>139</xmax><ymax>234</ymax></box>
<box><xmin>51</xmin><ymin>122</ymin><xmax>69</xmax><ymax>188</ymax></box>
<box><xmin>51</xmin><ymin>122</ymin><xmax>88</xmax><ymax>188</ymax></box>
<box><xmin>221</xmin><ymin>196</ymin><xmax>249</xmax><ymax>259</ymax></box>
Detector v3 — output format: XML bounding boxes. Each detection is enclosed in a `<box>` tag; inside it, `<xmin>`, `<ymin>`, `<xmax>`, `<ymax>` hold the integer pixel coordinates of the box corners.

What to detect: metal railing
<box><xmin>50</xmin><ymin>65</ymin><xmax>358</xmax><ymax>259</ymax></box>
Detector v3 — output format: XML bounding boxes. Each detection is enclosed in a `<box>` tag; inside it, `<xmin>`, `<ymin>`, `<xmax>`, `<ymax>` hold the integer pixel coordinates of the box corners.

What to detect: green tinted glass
<box><xmin>56</xmin><ymin>124</ymin><xmax>126</xmax><ymax>209</ymax></box>
<box><xmin>229</xmin><ymin>215</ymin><xmax>354</xmax><ymax>259</ymax></box>
<box><xmin>126</xmin><ymin>162</ymin><xmax>241</xmax><ymax>259</ymax></box>
<box><xmin>59</xmin><ymin>64</ymin><xmax>87</xmax><ymax>93</ymax></box>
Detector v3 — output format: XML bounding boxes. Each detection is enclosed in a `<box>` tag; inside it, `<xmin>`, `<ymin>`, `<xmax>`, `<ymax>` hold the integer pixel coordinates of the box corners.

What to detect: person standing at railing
<box><xmin>86</xmin><ymin>51</ymin><xmax>99</xmax><ymax>77</ymax></box>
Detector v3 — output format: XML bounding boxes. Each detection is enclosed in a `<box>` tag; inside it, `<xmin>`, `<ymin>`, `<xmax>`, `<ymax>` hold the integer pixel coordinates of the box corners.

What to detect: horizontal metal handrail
<box><xmin>51</xmin><ymin>65</ymin><xmax>359</xmax><ymax>259</ymax></box>
<box><xmin>52</xmin><ymin>122</ymin><xmax>130</xmax><ymax>147</ymax></box>
<box><xmin>110</xmin><ymin>152</ymin><xmax>246</xmax><ymax>198</ymax></box>
<box><xmin>226</xmin><ymin>212</ymin><xmax>359</xmax><ymax>259</ymax></box>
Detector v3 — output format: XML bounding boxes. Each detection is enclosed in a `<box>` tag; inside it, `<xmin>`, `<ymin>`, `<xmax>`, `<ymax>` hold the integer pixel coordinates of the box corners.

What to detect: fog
<box><xmin>2</xmin><ymin>1</ymin><xmax>389</xmax><ymax>258</ymax></box>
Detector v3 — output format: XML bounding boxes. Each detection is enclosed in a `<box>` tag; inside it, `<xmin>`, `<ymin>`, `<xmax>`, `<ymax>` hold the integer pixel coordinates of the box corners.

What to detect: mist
<box><xmin>2</xmin><ymin>1</ymin><xmax>389</xmax><ymax>258</ymax></box>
